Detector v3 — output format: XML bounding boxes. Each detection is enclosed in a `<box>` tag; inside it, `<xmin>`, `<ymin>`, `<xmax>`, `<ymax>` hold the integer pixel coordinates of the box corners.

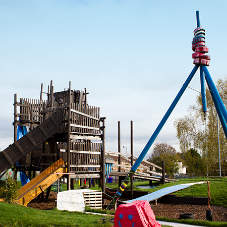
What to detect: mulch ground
<box><xmin>152</xmin><ymin>203</ymin><xmax>227</xmax><ymax>222</ymax></box>
<box><xmin>27</xmin><ymin>192</ymin><xmax>227</xmax><ymax>222</ymax></box>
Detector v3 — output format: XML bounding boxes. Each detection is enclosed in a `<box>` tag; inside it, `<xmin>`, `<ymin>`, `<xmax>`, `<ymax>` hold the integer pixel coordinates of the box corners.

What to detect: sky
<box><xmin>1</xmin><ymin>0</ymin><xmax>227</xmax><ymax>160</ymax></box>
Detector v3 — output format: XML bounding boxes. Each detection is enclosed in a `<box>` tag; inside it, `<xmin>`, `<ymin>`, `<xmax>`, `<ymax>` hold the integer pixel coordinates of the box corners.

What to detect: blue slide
<box><xmin>17</xmin><ymin>123</ymin><xmax>30</xmax><ymax>186</ymax></box>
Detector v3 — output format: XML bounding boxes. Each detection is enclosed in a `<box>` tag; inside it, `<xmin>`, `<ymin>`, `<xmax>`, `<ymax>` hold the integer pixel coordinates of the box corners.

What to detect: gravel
<box><xmin>28</xmin><ymin>192</ymin><xmax>227</xmax><ymax>222</ymax></box>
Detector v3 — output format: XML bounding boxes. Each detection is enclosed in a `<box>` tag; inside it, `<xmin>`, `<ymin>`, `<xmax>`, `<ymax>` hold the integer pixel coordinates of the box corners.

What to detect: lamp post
<box><xmin>123</xmin><ymin>146</ymin><xmax>127</xmax><ymax>154</ymax></box>
<box><xmin>217</xmin><ymin>113</ymin><xmax>221</xmax><ymax>177</ymax></box>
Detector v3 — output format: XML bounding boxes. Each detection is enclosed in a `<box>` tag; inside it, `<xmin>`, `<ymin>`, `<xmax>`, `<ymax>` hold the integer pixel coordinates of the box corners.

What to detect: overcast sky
<box><xmin>1</xmin><ymin>0</ymin><xmax>227</xmax><ymax>160</ymax></box>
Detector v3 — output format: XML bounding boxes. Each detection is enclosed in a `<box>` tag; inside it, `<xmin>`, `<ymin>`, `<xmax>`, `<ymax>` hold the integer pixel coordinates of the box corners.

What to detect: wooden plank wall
<box><xmin>17</xmin><ymin>98</ymin><xmax>46</xmax><ymax>124</ymax></box>
<box><xmin>70</xmin><ymin>103</ymin><xmax>100</xmax><ymax>135</ymax></box>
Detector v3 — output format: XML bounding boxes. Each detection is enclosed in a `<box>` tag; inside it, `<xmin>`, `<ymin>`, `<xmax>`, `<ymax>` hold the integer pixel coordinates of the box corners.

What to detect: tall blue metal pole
<box><xmin>196</xmin><ymin>11</ymin><xmax>200</xmax><ymax>27</ymax></box>
<box><xmin>107</xmin><ymin>64</ymin><xmax>199</xmax><ymax>210</ymax></box>
<box><xmin>202</xmin><ymin>65</ymin><xmax>227</xmax><ymax>126</ymax></box>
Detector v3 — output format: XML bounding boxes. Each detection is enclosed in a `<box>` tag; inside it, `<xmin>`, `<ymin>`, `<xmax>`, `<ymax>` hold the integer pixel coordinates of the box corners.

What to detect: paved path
<box><xmin>158</xmin><ymin>220</ymin><xmax>209</xmax><ymax>227</ymax></box>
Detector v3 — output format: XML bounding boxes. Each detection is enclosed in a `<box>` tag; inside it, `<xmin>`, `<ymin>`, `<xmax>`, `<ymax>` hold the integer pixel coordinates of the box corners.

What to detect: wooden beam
<box><xmin>70</xmin><ymin>165</ymin><xmax>100</xmax><ymax>168</ymax></box>
<box><xmin>70</xmin><ymin>135</ymin><xmax>101</xmax><ymax>140</ymax></box>
<box><xmin>70</xmin><ymin>124</ymin><xmax>100</xmax><ymax>131</ymax></box>
<box><xmin>71</xmin><ymin>109</ymin><xmax>100</xmax><ymax>121</ymax></box>
<box><xmin>59</xmin><ymin>149</ymin><xmax>101</xmax><ymax>155</ymax></box>
<box><xmin>38</xmin><ymin>124</ymin><xmax>49</xmax><ymax>138</ymax></box>
<box><xmin>70</xmin><ymin>174</ymin><xmax>100</xmax><ymax>179</ymax></box>
<box><xmin>26</xmin><ymin>133</ymin><xmax>37</xmax><ymax>147</ymax></box>
<box><xmin>50</xmin><ymin>115</ymin><xmax>61</xmax><ymax>131</ymax></box>
<box><xmin>14</xmin><ymin>141</ymin><xmax>26</xmax><ymax>156</ymax></box>
<box><xmin>1</xmin><ymin>150</ymin><xmax>14</xmax><ymax>166</ymax></box>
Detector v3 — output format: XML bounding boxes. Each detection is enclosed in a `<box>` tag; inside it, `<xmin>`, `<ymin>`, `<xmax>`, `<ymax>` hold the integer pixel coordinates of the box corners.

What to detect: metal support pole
<box><xmin>118</xmin><ymin>121</ymin><xmax>121</xmax><ymax>187</ymax></box>
<box><xmin>107</xmin><ymin>64</ymin><xmax>199</xmax><ymax>210</ymax></box>
<box><xmin>130</xmin><ymin>120</ymin><xmax>133</xmax><ymax>200</ymax></box>
<box><xmin>196</xmin><ymin>11</ymin><xmax>200</xmax><ymax>28</ymax></box>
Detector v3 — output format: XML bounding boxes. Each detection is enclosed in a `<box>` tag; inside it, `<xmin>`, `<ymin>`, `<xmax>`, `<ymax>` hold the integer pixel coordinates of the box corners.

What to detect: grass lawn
<box><xmin>0</xmin><ymin>202</ymin><xmax>113</xmax><ymax>227</ymax></box>
<box><xmin>1</xmin><ymin>177</ymin><xmax>227</xmax><ymax>226</ymax></box>
<box><xmin>78</xmin><ymin>177</ymin><xmax>227</xmax><ymax>208</ymax></box>
<box><xmin>0</xmin><ymin>202</ymin><xmax>174</xmax><ymax>227</ymax></box>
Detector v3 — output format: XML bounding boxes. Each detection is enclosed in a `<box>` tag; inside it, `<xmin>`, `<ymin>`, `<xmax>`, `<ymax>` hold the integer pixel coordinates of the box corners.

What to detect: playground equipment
<box><xmin>107</xmin><ymin>11</ymin><xmax>227</xmax><ymax>210</ymax></box>
<box><xmin>123</xmin><ymin>182</ymin><xmax>204</xmax><ymax>204</ymax></box>
<box><xmin>0</xmin><ymin>81</ymin><xmax>106</xmax><ymax>192</ymax></box>
<box><xmin>0</xmin><ymin>80</ymin><xmax>164</xmax><ymax>207</ymax></box>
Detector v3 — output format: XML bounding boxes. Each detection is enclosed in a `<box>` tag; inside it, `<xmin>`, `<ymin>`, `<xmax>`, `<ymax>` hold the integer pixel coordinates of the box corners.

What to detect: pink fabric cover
<box><xmin>114</xmin><ymin>200</ymin><xmax>161</xmax><ymax>227</ymax></box>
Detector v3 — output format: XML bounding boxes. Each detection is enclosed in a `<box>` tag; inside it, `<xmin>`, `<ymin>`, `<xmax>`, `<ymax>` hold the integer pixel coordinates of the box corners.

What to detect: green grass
<box><xmin>0</xmin><ymin>202</ymin><xmax>113</xmax><ymax>227</ymax></box>
<box><xmin>0</xmin><ymin>202</ymin><xmax>175</xmax><ymax>227</ymax></box>
<box><xmin>1</xmin><ymin>177</ymin><xmax>227</xmax><ymax>226</ymax></box>
<box><xmin>59</xmin><ymin>177</ymin><xmax>227</xmax><ymax>208</ymax></box>
<box><xmin>173</xmin><ymin>177</ymin><xmax>227</xmax><ymax>207</ymax></box>
<box><xmin>105</xmin><ymin>177</ymin><xmax>227</xmax><ymax>208</ymax></box>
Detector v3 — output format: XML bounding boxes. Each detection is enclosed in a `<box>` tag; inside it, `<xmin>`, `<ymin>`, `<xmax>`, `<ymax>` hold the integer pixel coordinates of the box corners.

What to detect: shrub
<box><xmin>0</xmin><ymin>173</ymin><xmax>19</xmax><ymax>203</ymax></box>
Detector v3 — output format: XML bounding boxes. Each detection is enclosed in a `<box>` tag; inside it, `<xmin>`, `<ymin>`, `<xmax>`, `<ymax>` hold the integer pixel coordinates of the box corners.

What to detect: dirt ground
<box><xmin>27</xmin><ymin>192</ymin><xmax>227</xmax><ymax>222</ymax></box>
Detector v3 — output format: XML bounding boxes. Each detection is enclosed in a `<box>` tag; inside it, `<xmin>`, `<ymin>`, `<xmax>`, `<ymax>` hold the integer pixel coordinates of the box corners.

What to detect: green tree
<box><xmin>174</xmin><ymin>78</ymin><xmax>227</xmax><ymax>176</ymax></box>
<box><xmin>147</xmin><ymin>143</ymin><xmax>179</xmax><ymax>176</ymax></box>
<box><xmin>183</xmin><ymin>148</ymin><xmax>205</xmax><ymax>176</ymax></box>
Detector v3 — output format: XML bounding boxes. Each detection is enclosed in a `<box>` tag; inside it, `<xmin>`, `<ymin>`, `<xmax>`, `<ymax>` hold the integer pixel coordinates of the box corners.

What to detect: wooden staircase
<box><xmin>0</xmin><ymin>112</ymin><xmax>62</xmax><ymax>173</ymax></box>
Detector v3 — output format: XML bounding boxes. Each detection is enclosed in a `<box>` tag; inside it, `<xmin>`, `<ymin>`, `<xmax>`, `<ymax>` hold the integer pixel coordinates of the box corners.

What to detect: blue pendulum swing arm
<box><xmin>106</xmin><ymin>64</ymin><xmax>199</xmax><ymax>210</ymax></box>
<box><xmin>132</xmin><ymin>67</ymin><xmax>199</xmax><ymax>171</ymax></box>
<box><xmin>206</xmin><ymin>77</ymin><xmax>227</xmax><ymax>138</ymax></box>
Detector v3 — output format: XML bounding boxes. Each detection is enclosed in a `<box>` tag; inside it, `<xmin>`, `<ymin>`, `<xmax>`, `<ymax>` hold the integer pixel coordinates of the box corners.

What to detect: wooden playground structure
<box><xmin>0</xmin><ymin>80</ymin><xmax>166</xmax><ymax>206</ymax></box>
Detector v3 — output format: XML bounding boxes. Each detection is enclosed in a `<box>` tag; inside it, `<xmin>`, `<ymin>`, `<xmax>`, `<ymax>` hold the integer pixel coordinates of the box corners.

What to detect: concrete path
<box><xmin>157</xmin><ymin>220</ymin><xmax>209</xmax><ymax>227</ymax></box>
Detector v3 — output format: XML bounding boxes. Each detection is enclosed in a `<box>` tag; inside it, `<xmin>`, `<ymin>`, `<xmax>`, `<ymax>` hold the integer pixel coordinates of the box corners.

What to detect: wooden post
<box><xmin>92</xmin><ymin>178</ymin><xmax>96</xmax><ymax>187</ymax></box>
<box><xmin>149</xmin><ymin>166</ymin><xmax>153</xmax><ymax>186</ymax></box>
<box><xmin>47</xmin><ymin>85</ymin><xmax>50</xmax><ymax>106</ymax></box>
<box><xmin>118</xmin><ymin>121</ymin><xmax>121</xmax><ymax>187</ymax></box>
<box><xmin>80</xmin><ymin>178</ymin><xmax>83</xmax><ymax>187</ymax></box>
<box><xmin>50</xmin><ymin>80</ymin><xmax>54</xmax><ymax>108</ymax></box>
<box><xmin>14</xmin><ymin>94</ymin><xmax>17</xmax><ymax>143</ymax></box>
<box><xmin>40</xmin><ymin>83</ymin><xmax>43</xmax><ymax>101</ymax></box>
<box><xmin>101</xmin><ymin>117</ymin><xmax>106</xmax><ymax>195</ymax></box>
<box><xmin>130</xmin><ymin>120</ymin><xmax>134</xmax><ymax>199</ymax></box>
<box><xmin>67</xmin><ymin>81</ymin><xmax>71</xmax><ymax>190</ymax></box>
<box><xmin>161</xmin><ymin>161</ymin><xmax>165</xmax><ymax>184</ymax></box>
<box><xmin>14</xmin><ymin>94</ymin><xmax>18</xmax><ymax>181</ymax></box>
<box><xmin>89</xmin><ymin>178</ymin><xmax>92</xmax><ymax>188</ymax></box>
<box><xmin>71</xmin><ymin>179</ymin><xmax>75</xmax><ymax>190</ymax></box>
